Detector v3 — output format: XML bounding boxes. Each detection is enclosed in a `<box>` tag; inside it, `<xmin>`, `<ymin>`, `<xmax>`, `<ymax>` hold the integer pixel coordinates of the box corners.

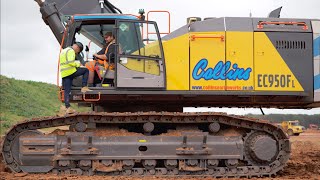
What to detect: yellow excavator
<box><xmin>2</xmin><ymin>0</ymin><xmax>319</xmax><ymax>178</ymax></box>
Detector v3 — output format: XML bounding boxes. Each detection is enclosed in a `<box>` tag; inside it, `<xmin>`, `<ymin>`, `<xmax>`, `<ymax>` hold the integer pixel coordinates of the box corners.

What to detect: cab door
<box><xmin>115</xmin><ymin>20</ymin><xmax>165</xmax><ymax>89</ymax></box>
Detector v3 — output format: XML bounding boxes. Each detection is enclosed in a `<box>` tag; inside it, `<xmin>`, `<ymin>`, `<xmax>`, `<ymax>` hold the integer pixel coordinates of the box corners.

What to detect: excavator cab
<box><xmin>70</xmin><ymin>16</ymin><xmax>165</xmax><ymax>89</ymax></box>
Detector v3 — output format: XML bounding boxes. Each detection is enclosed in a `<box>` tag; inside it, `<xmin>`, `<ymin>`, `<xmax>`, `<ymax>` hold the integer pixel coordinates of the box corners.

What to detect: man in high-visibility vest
<box><xmin>60</xmin><ymin>42</ymin><xmax>91</xmax><ymax>114</ymax></box>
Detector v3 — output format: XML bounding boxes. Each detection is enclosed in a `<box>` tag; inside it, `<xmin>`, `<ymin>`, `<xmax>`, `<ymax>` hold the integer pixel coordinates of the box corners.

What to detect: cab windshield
<box><xmin>73</xmin><ymin>21</ymin><xmax>162</xmax><ymax>61</ymax></box>
<box><xmin>74</xmin><ymin>24</ymin><xmax>114</xmax><ymax>58</ymax></box>
<box><xmin>117</xmin><ymin>21</ymin><xmax>162</xmax><ymax>59</ymax></box>
<box><xmin>291</xmin><ymin>122</ymin><xmax>300</xmax><ymax>126</ymax></box>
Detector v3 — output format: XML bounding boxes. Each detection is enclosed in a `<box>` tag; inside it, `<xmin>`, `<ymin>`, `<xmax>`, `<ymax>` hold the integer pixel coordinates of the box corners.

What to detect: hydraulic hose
<box><xmin>104</xmin><ymin>0</ymin><xmax>122</xmax><ymax>14</ymax></box>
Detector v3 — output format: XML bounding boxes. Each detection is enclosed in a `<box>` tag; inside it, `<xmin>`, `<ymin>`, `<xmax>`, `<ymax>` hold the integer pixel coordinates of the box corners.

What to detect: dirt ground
<box><xmin>1</xmin><ymin>130</ymin><xmax>319</xmax><ymax>180</ymax></box>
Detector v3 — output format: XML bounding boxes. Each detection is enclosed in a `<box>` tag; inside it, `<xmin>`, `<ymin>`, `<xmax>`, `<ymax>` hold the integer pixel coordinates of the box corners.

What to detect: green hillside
<box><xmin>0</xmin><ymin>75</ymin><xmax>89</xmax><ymax>134</ymax></box>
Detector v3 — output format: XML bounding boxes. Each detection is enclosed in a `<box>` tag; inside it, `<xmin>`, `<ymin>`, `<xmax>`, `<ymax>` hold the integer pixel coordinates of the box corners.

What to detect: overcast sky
<box><xmin>1</xmin><ymin>0</ymin><xmax>320</xmax><ymax>115</ymax></box>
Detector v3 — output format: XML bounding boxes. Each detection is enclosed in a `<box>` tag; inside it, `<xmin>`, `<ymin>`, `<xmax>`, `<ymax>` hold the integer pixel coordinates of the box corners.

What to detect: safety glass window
<box><xmin>118</xmin><ymin>21</ymin><xmax>162</xmax><ymax>59</ymax></box>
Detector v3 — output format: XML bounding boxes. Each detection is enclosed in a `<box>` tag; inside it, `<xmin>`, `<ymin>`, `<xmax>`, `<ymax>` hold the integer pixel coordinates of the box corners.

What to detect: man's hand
<box><xmin>93</xmin><ymin>53</ymin><xmax>99</xmax><ymax>60</ymax></box>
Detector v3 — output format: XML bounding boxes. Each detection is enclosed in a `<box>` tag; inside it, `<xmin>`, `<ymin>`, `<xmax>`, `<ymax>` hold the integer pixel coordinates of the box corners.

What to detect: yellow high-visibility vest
<box><xmin>60</xmin><ymin>47</ymin><xmax>80</xmax><ymax>78</ymax></box>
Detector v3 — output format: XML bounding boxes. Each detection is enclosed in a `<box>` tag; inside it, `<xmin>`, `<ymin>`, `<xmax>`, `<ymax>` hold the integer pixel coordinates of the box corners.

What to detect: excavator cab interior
<box><xmin>71</xmin><ymin>18</ymin><xmax>165</xmax><ymax>89</ymax></box>
<box><xmin>73</xmin><ymin>21</ymin><xmax>118</xmax><ymax>87</ymax></box>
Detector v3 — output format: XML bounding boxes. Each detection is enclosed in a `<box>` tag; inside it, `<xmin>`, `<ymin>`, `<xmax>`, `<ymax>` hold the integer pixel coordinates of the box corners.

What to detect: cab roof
<box><xmin>73</xmin><ymin>14</ymin><xmax>138</xmax><ymax>21</ymax></box>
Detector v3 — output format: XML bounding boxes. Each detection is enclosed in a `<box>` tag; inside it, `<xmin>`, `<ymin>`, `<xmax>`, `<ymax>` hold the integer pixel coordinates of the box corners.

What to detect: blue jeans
<box><xmin>62</xmin><ymin>68</ymin><xmax>89</xmax><ymax>108</ymax></box>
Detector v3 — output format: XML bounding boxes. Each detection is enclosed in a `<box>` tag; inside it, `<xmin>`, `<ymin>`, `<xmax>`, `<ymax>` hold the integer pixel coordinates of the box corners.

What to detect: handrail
<box><xmin>56</xmin><ymin>27</ymin><xmax>68</xmax><ymax>102</ymax></box>
<box><xmin>57</xmin><ymin>27</ymin><xmax>68</xmax><ymax>87</ymax></box>
<box><xmin>146</xmin><ymin>11</ymin><xmax>171</xmax><ymax>44</ymax></box>
<box><xmin>190</xmin><ymin>34</ymin><xmax>225</xmax><ymax>41</ymax></box>
<box><xmin>83</xmin><ymin>92</ymin><xmax>101</xmax><ymax>102</ymax></box>
<box><xmin>257</xmin><ymin>21</ymin><xmax>308</xmax><ymax>30</ymax></box>
<box><xmin>58</xmin><ymin>89</ymin><xmax>64</xmax><ymax>102</ymax></box>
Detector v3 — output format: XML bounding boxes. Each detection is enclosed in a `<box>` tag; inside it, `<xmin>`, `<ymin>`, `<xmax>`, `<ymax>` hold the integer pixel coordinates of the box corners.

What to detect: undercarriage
<box><xmin>2</xmin><ymin>112</ymin><xmax>290</xmax><ymax>178</ymax></box>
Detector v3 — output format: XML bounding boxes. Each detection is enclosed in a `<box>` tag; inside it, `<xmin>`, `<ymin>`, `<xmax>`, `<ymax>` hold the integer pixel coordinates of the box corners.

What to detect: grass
<box><xmin>0</xmin><ymin>75</ymin><xmax>90</xmax><ymax>134</ymax></box>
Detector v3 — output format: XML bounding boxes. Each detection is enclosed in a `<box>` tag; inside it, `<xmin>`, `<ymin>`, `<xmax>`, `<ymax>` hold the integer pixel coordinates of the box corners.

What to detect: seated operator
<box><xmin>85</xmin><ymin>32</ymin><xmax>117</xmax><ymax>86</ymax></box>
<box><xmin>60</xmin><ymin>42</ymin><xmax>91</xmax><ymax>114</ymax></box>
<box><xmin>93</xmin><ymin>32</ymin><xmax>116</xmax><ymax>65</ymax></box>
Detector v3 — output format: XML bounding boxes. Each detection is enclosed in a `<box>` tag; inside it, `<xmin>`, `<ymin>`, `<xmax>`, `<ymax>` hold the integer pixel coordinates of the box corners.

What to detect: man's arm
<box><xmin>93</xmin><ymin>53</ymin><xmax>107</xmax><ymax>60</ymax></box>
<box><xmin>93</xmin><ymin>47</ymin><xmax>107</xmax><ymax>60</ymax></box>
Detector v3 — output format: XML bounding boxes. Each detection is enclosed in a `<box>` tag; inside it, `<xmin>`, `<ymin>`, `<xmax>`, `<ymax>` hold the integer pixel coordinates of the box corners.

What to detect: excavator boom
<box><xmin>34</xmin><ymin>0</ymin><xmax>121</xmax><ymax>44</ymax></box>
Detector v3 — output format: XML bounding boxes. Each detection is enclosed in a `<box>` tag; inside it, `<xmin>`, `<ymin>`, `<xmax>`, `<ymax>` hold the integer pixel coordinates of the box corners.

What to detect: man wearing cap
<box><xmin>85</xmin><ymin>32</ymin><xmax>116</xmax><ymax>86</ymax></box>
<box><xmin>93</xmin><ymin>32</ymin><xmax>116</xmax><ymax>62</ymax></box>
<box><xmin>60</xmin><ymin>42</ymin><xmax>91</xmax><ymax>114</ymax></box>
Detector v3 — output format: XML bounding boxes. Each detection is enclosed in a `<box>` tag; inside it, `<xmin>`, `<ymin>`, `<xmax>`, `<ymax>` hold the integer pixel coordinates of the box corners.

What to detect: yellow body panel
<box><xmin>144</xmin><ymin>59</ymin><xmax>160</xmax><ymax>75</ymax></box>
<box><xmin>120</xmin><ymin>57</ymin><xmax>144</xmax><ymax>73</ymax></box>
<box><xmin>190</xmin><ymin>32</ymin><xmax>226</xmax><ymax>90</ymax></box>
<box><xmin>119</xmin><ymin>57</ymin><xmax>160</xmax><ymax>76</ymax></box>
<box><xmin>120</xmin><ymin>41</ymin><xmax>161</xmax><ymax>76</ymax></box>
<box><xmin>163</xmin><ymin>34</ymin><xmax>190</xmax><ymax>90</ymax></box>
<box><xmin>160</xmin><ymin>31</ymin><xmax>304</xmax><ymax>92</ymax></box>
<box><xmin>140</xmin><ymin>41</ymin><xmax>162</xmax><ymax>58</ymax></box>
<box><xmin>226</xmin><ymin>32</ymin><xmax>254</xmax><ymax>91</ymax></box>
<box><xmin>254</xmin><ymin>32</ymin><xmax>303</xmax><ymax>91</ymax></box>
